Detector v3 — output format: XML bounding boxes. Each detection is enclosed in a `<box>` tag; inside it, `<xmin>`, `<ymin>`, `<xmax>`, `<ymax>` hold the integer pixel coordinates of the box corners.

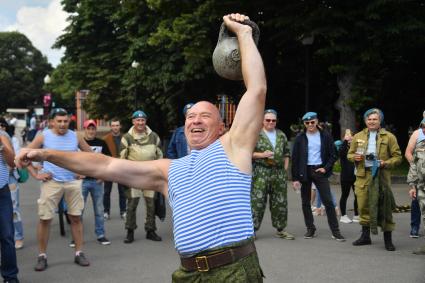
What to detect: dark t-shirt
<box><xmin>84</xmin><ymin>137</ymin><xmax>111</xmax><ymax>180</ymax></box>
<box><xmin>113</xmin><ymin>135</ymin><xmax>121</xmax><ymax>153</ymax></box>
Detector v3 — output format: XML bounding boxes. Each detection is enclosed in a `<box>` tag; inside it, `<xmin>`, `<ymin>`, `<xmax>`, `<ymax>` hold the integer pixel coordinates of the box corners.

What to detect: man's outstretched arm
<box><xmin>15</xmin><ymin>149</ymin><xmax>170</xmax><ymax>196</ymax></box>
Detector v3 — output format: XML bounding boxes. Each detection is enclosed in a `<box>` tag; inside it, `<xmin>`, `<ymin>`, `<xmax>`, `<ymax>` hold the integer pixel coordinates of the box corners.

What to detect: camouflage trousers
<box><xmin>172</xmin><ymin>239</ymin><xmax>263</xmax><ymax>283</ymax></box>
<box><xmin>251</xmin><ymin>165</ymin><xmax>288</xmax><ymax>231</ymax></box>
<box><xmin>124</xmin><ymin>188</ymin><xmax>156</xmax><ymax>232</ymax></box>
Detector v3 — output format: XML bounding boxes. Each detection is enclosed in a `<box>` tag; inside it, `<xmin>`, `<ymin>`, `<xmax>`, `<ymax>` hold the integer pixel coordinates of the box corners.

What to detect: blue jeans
<box><xmin>411</xmin><ymin>198</ymin><xmax>421</xmax><ymax>230</ymax></box>
<box><xmin>82</xmin><ymin>179</ymin><xmax>105</xmax><ymax>238</ymax></box>
<box><xmin>316</xmin><ymin>188</ymin><xmax>337</xmax><ymax>207</ymax></box>
<box><xmin>0</xmin><ymin>185</ymin><xmax>19</xmax><ymax>281</ymax></box>
<box><xmin>9</xmin><ymin>175</ymin><xmax>24</xmax><ymax>241</ymax></box>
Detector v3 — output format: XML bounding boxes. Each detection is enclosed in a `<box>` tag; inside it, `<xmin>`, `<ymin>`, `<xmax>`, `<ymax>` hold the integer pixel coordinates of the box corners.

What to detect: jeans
<box><xmin>339</xmin><ymin>181</ymin><xmax>358</xmax><ymax>216</ymax></box>
<box><xmin>411</xmin><ymin>198</ymin><xmax>421</xmax><ymax>231</ymax></box>
<box><xmin>0</xmin><ymin>185</ymin><xmax>19</xmax><ymax>281</ymax></box>
<box><xmin>316</xmin><ymin>187</ymin><xmax>337</xmax><ymax>208</ymax></box>
<box><xmin>82</xmin><ymin>179</ymin><xmax>105</xmax><ymax>238</ymax></box>
<box><xmin>103</xmin><ymin>181</ymin><xmax>127</xmax><ymax>214</ymax></box>
<box><xmin>301</xmin><ymin>166</ymin><xmax>340</xmax><ymax>232</ymax></box>
<box><xmin>9</xmin><ymin>175</ymin><xmax>24</xmax><ymax>240</ymax></box>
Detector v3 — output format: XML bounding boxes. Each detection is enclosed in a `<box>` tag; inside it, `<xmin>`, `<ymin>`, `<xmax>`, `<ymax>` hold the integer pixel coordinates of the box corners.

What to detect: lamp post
<box><xmin>131</xmin><ymin>60</ymin><xmax>140</xmax><ymax>109</ymax></box>
<box><xmin>43</xmin><ymin>75</ymin><xmax>52</xmax><ymax>121</ymax></box>
<box><xmin>301</xmin><ymin>35</ymin><xmax>314</xmax><ymax>112</ymax></box>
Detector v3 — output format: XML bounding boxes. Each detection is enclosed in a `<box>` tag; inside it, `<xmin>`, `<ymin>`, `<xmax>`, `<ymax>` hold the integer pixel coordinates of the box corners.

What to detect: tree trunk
<box><xmin>335</xmin><ymin>72</ymin><xmax>356</xmax><ymax>137</ymax></box>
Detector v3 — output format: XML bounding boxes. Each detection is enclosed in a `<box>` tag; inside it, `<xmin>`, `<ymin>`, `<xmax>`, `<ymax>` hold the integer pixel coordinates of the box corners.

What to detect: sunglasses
<box><xmin>304</xmin><ymin>120</ymin><xmax>316</xmax><ymax>125</ymax></box>
<box><xmin>49</xmin><ymin>108</ymin><xmax>68</xmax><ymax>119</ymax></box>
<box><xmin>265</xmin><ymin>119</ymin><xmax>276</xmax><ymax>123</ymax></box>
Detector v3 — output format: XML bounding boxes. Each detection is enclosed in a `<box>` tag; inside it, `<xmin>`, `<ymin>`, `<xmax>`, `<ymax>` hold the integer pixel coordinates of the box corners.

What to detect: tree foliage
<box><xmin>53</xmin><ymin>0</ymin><xmax>425</xmax><ymax>139</ymax></box>
<box><xmin>0</xmin><ymin>32</ymin><xmax>52</xmax><ymax>113</ymax></box>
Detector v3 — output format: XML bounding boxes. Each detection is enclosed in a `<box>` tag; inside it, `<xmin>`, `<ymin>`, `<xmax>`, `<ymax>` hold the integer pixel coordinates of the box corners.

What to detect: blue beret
<box><xmin>302</xmin><ymin>112</ymin><xmax>317</xmax><ymax>121</ymax></box>
<box><xmin>264</xmin><ymin>109</ymin><xmax>278</xmax><ymax>116</ymax></box>
<box><xmin>363</xmin><ymin>108</ymin><xmax>384</xmax><ymax>126</ymax></box>
<box><xmin>132</xmin><ymin>110</ymin><xmax>147</xmax><ymax>119</ymax></box>
<box><xmin>183</xmin><ymin>103</ymin><xmax>194</xmax><ymax>116</ymax></box>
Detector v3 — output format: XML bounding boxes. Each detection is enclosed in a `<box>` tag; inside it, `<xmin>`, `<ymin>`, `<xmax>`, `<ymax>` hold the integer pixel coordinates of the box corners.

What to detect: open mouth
<box><xmin>190</xmin><ymin>128</ymin><xmax>205</xmax><ymax>133</ymax></box>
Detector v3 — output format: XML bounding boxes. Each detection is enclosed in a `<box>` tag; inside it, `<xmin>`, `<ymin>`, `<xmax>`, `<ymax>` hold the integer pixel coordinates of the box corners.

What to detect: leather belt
<box><xmin>180</xmin><ymin>242</ymin><xmax>256</xmax><ymax>272</ymax></box>
<box><xmin>308</xmin><ymin>164</ymin><xmax>323</xmax><ymax>169</ymax></box>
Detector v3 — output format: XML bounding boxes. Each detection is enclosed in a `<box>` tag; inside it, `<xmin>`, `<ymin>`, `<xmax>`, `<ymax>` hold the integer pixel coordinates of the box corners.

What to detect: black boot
<box><xmin>146</xmin><ymin>231</ymin><xmax>162</xmax><ymax>241</ymax></box>
<box><xmin>124</xmin><ymin>229</ymin><xmax>134</xmax><ymax>244</ymax></box>
<box><xmin>384</xmin><ymin>231</ymin><xmax>395</xmax><ymax>251</ymax></box>
<box><xmin>352</xmin><ymin>226</ymin><xmax>372</xmax><ymax>246</ymax></box>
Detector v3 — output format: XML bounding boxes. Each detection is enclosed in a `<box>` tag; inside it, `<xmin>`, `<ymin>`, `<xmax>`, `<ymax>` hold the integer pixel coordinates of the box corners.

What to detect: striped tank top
<box><xmin>0</xmin><ymin>130</ymin><xmax>10</xmax><ymax>188</ymax></box>
<box><xmin>168</xmin><ymin>139</ymin><xmax>254</xmax><ymax>256</ymax></box>
<box><xmin>43</xmin><ymin>129</ymin><xmax>78</xmax><ymax>182</ymax></box>
<box><xmin>417</xmin><ymin>128</ymin><xmax>425</xmax><ymax>143</ymax></box>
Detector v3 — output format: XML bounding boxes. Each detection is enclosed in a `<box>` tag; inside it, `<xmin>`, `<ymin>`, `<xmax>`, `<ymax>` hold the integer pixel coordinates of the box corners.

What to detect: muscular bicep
<box><xmin>228</xmin><ymin>89</ymin><xmax>265</xmax><ymax>151</ymax></box>
<box><xmin>106</xmin><ymin>158</ymin><xmax>170</xmax><ymax>196</ymax></box>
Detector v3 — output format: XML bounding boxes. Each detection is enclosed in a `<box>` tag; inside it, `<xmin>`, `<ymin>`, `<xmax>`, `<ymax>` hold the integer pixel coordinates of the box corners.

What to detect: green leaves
<box><xmin>0</xmin><ymin>32</ymin><xmax>52</xmax><ymax>112</ymax></box>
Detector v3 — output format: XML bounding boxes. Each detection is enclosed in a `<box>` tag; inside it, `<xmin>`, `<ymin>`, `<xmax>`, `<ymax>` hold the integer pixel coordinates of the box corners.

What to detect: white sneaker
<box><xmin>339</xmin><ymin>215</ymin><xmax>353</xmax><ymax>224</ymax></box>
<box><xmin>352</xmin><ymin>215</ymin><xmax>360</xmax><ymax>222</ymax></box>
<box><xmin>103</xmin><ymin>212</ymin><xmax>110</xmax><ymax>220</ymax></box>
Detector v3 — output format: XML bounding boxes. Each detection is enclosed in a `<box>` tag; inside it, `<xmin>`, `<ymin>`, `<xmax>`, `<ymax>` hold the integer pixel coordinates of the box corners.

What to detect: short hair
<box><xmin>49</xmin><ymin>108</ymin><xmax>68</xmax><ymax>119</ymax></box>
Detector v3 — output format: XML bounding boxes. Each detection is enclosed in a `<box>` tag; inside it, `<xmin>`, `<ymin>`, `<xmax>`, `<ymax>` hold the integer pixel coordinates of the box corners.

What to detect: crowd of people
<box><xmin>1</xmin><ymin>13</ymin><xmax>424</xmax><ymax>283</ymax></box>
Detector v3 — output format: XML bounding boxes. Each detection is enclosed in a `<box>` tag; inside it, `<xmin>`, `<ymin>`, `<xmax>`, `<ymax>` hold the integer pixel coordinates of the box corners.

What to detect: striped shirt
<box><xmin>0</xmin><ymin>130</ymin><xmax>10</xmax><ymax>188</ymax></box>
<box><xmin>42</xmin><ymin>129</ymin><xmax>78</xmax><ymax>182</ymax></box>
<box><xmin>168</xmin><ymin>139</ymin><xmax>254</xmax><ymax>256</ymax></box>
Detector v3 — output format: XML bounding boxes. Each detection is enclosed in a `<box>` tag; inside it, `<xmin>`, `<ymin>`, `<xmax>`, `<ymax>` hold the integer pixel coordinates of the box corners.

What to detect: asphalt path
<box><xmin>14</xmin><ymin>177</ymin><xmax>425</xmax><ymax>283</ymax></box>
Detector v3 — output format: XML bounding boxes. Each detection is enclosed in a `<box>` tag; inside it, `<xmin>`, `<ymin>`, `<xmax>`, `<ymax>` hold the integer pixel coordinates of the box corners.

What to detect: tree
<box><xmin>262</xmin><ymin>0</ymin><xmax>425</xmax><ymax>134</ymax></box>
<box><xmin>0</xmin><ymin>32</ymin><xmax>52</xmax><ymax>112</ymax></box>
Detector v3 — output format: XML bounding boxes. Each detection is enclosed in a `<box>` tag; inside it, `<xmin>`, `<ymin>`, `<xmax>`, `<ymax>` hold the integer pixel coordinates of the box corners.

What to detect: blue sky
<box><xmin>0</xmin><ymin>0</ymin><xmax>68</xmax><ymax>66</ymax></box>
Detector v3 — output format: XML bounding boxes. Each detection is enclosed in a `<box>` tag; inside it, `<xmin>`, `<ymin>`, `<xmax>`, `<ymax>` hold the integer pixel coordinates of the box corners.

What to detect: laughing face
<box><xmin>184</xmin><ymin>101</ymin><xmax>224</xmax><ymax>150</ymax></box>
<box><xmin>365</xmin><ymin>113</ymin><xmax>381</xmax><ymax>131</ymax></box>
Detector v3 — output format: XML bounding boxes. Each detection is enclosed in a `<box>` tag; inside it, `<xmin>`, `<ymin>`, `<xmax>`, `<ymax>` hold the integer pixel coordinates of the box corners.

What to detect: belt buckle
<box><xmin>195</xmin><ymin>256</ymin><xmax>209</xmax><ymax>272</ymax></box>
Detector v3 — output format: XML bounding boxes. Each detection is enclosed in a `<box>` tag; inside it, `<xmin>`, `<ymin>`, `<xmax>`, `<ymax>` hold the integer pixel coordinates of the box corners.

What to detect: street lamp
<box><xmin>131</xmin><ymin>60</ymin><xmax>140</xmax><ymax>108</ymax></box>
<box><xmin>43</xmin><ymin>74</ymin><xmax>51</xmax><ymax>84</ymax></box>
<box><xmin>301</xmin><ymin>35</ymin><xmax>314</xmax><ymax>112</ymax></box>
<box><xmin>43</xmin><ymin>75</ymin><xmax>52</xmax><ymax>121</ymax></box>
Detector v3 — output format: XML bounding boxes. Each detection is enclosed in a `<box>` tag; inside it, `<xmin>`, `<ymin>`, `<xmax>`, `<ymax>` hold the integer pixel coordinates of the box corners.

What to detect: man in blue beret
<box><xmin>291</xmin><ymin>112</ymin><xmax>345</xmax><ymax>241</ymax></box>
<box><xmin>406</xmin><ymin>111</ymin><xmax>425</xmax><ymax>254</ymax></box>
<box><xmin>348</xmin><ymin>108</ymin><xmax>401</xmax><ymax>251</ymax></box>
<box><xmin>120</xmin><ymin>110</ymin><xmax>163</xmax><ymax>243</ymax></box>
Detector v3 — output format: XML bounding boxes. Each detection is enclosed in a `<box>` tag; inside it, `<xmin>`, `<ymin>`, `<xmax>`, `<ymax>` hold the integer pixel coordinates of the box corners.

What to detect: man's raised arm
<box><xmin>225</xmin><ymin>14</ymin><xmax>266</xmax><ymax>153</ymax></box>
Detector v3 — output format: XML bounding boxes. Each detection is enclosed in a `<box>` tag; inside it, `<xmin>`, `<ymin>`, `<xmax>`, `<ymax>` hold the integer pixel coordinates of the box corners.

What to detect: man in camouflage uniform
<box><xmin>407</xmin><ymin>115</ymin><xmax>425</xmax><ymax>255</ymax></box>
<box><xmin>251</xmin><ymin>109</ymin><xmax>294</xmax><ymax>239</ymax></box>
<box><xmin>120</xmin><ymin>110</ymin><xmax>163</xmax><ymax>243</ymax></box>
<box><xmin>348</xmin><ymin>108</ymin><xmax>402</xmax><ymax>251</ymax></box>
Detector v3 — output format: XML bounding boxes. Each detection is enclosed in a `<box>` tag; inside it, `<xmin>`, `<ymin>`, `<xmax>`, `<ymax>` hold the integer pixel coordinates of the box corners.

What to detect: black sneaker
<box><xmin>146</xmin><ymin>231</ymin><xmax>162</xmax><ymax>241</ymax></box>
<box><xmin>332</xmin><ymin>231</ymin><xmax>346</xmax><ymax>242</ymax></box>
<box><xmin>34</xmin><ymin>255</ymin><xmax>48</xmax><ymax>271</ymax></box>
<box><xmin>97</xmin><ymin>237</ymin><xmax>111</xmax><ymax>245</ymax></box>
<box><xmin>69</xmin><ymin>240</ymin><xmax>75</xmax><ymax>248</ymax></box>
<box><xmin>74</xmin><ymin>252</ymin><xmax>90</xmax><ymax>267</ymax></box>
<box><xmin>4</xmin><ymin>279</ymin><xmax>20</xmax><ymax>283</ymax></box>
<box><xmin>304</xmin><ymin>228</ymin><xmax>316</xmax><ymax>239</ymax></box>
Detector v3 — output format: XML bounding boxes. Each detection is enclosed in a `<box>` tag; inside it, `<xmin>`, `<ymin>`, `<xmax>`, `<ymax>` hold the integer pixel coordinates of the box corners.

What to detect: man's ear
<box><xmin>218</xmin><ymin>122</ymin><xmax>225</xmax><ymax>135</ymax></box>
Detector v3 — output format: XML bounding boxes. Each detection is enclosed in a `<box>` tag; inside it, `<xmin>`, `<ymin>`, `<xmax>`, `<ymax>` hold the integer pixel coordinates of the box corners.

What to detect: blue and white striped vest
<box><xmin>42</xmin><ymin>129</ymin><xmax>78</xmax><ymax>182</ymax></box>
<box><xmin>168</xmin><ymin>139</ymin><xmax>254</xmax><ymax>256</ymax></box>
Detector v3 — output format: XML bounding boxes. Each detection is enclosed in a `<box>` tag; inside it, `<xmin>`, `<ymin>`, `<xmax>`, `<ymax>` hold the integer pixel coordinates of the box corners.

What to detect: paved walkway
<box><xmin>14</xmin><ymin>178</ymin><xmax>425</xmax><ymax>283</ymax></box>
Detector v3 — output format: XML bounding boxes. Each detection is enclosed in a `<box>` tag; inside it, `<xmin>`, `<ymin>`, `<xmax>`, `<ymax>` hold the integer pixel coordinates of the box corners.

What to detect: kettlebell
<box><xmin>212</xmin><ymin>20</ymin><xmax>260</xmax><ymax>81</ymax></box>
